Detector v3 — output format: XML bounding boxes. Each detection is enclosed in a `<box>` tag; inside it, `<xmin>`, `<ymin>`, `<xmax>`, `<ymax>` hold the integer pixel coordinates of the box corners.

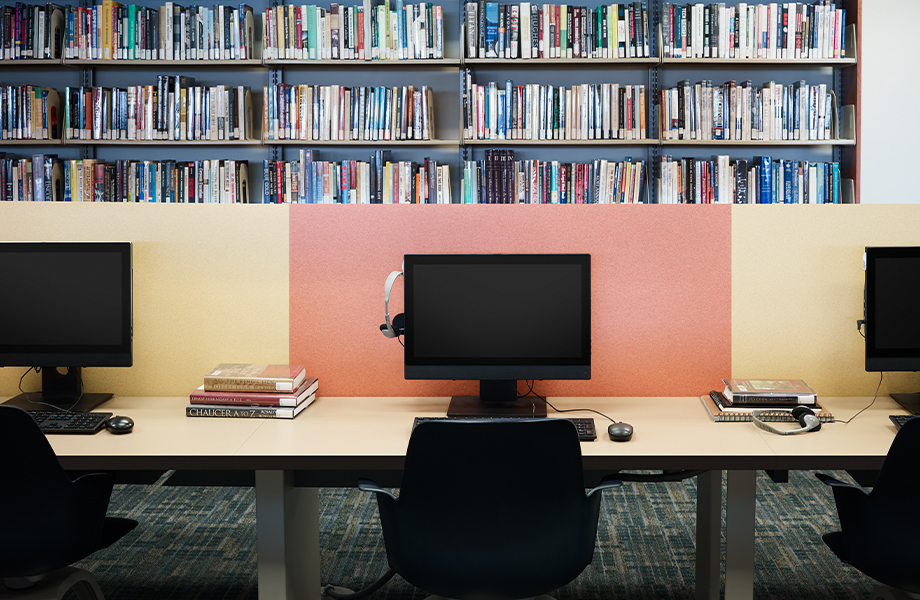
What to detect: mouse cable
<box><xmin>17</xmin><ymin>367</ymin><xmax>84</xmax><ymax>413</ymax></box>
<box><xmin>520</xmin><ymin>382</ymin><xmax>705</xmax><ymax>482</ymax></box>
<box><xmin>832</xmin><ymin>371</ymin><xmax>883</xmax><ymax>425</ymax></box>
<box><xmin>322</xmin><ymin>568</ymin><xmax>397</xmax><ymax>600</ymax></box>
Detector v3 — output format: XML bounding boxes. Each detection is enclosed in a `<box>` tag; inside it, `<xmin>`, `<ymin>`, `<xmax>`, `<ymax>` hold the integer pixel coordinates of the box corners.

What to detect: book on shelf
<box><xmin>203</xmin><ymin>363</ymin><xmax>308</xmax><ymax>392</ymax></box>
<box><xmin>186</xmin><ymin>393</ymin><xmax>316</xmax><ymax>419</ymax></box>
<box><xmin>700</xmin><ymin>392</ymin><xmax>834</xmax><ymax>423</ymax></box>
<box><xmin>722</xmin><ymin>378</ymin><xmax>817</xmax><ymax>404</ymax></box>
<box><xmin>190</xmin><ymin>377</ymin><xmax>319</xmax><ymax>407</ymax></box>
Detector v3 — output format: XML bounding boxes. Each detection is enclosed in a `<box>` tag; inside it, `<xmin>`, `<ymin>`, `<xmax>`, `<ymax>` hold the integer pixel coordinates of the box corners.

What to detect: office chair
<box><xmin>0</xmin><ymin>405</ymin><xmax>138</xmax><ymax>600</ymax></box>
<box><xmin>356</xmin><ymin>418</ymin><xmax>622</xmax><ymax>600</ymax></box>
<box><xmin>816</xmin><ymin>416</ymin><xmax>920</xmax><ymax>600</ymax></box>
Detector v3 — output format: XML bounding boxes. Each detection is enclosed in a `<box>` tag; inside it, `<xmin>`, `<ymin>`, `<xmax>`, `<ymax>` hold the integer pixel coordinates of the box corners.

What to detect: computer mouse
<box><xmin>608</xmin><ymin>422</ymin><xmax>633</xmax><ymax>442</ymax></box>
<box><xmin>105</xmin><ymin>415</ymin><xmax>134</xmax><ymax>434</ymax></box>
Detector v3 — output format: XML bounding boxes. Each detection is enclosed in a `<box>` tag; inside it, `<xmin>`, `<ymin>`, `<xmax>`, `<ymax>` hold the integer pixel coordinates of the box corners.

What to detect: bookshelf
<box><xmin>0</xmin><ymin>0</ymin><xmax>860</xmax><ymax>203</ymax></box>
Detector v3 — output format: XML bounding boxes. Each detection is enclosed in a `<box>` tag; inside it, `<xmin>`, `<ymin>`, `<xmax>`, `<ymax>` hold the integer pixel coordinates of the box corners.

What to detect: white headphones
<box><xmin>380</xmin><ymin>265</ymin><xmax>404</xmax><ymax>338</ymax></box>
<box><xmin>751</xmin><ymin>406</ymin><xmax>822</xmax><ymax>435</ymax></box>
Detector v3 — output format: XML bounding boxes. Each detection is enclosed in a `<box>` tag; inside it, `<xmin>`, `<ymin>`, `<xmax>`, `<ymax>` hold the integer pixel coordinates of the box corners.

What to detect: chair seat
<box><xmin>0</xmin><ymin>567</ymin><xmax>104</xmax><ymax>600</ymax></box>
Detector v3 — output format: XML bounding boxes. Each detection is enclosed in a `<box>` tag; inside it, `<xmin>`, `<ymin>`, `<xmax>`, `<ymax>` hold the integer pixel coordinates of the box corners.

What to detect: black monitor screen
<box><xmin>865</xmin><ymin>246</ymin><xmax>920</xmax><ymax>372</ymax></box>
<box><xmin>404</xmin><ymin>253</ymin><xmax>590</xmax><ymax>417</ymax></box>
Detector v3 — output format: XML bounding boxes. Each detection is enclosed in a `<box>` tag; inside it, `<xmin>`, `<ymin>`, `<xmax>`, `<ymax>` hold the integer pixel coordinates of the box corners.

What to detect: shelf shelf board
<box><xmin>0</xmin><ymin>59</ymin><xmax>63</xmax><ymax>66</ymax></box>
<box><xmin>463</xmin><ymin>139</ymin><xmax>657</xmax><ymax>146</ymax></box>
<box><xmin>660</xmin><ymin>57</ymin><xmax>856</xmax><ymax>67</ymax></box>
<box><xmin>1</xmin><ymin>139</ymin><xmax>63</xmax><ymax>145</ymax></box>
<box><xmin>263</xmin><ymin>58</ymin><xmax>460</xmax><ymax>67</ymax></box>
<box><xmin>660</xmin><ymin>139</ymin><xmax>856</xmax><ymax>147</ymax></box>
<box><xmin>263</xmin><ymin>139</ymin><xmax>460</xmax><ymax>146</ymax></box>
<box><xmin>63</xmin><ymin>58</ymin><xmax>264</xmax><ymax>67</ymax></box>
<box><xmin>463</xmin><ymin>57</ymin><xmax>658</xmax><ymax>66</ymax></box>
<box><xmin>64</xmin><ymin>139</ymin><xmax>260</xmax><ymax>146</ymax></box>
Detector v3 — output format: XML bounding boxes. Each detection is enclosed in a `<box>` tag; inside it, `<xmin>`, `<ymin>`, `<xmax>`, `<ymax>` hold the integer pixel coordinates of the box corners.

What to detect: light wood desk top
<box><xmin>32</xmin><ymin>394</ymin><xmax>905</xmax><ymax>473</ymax></box>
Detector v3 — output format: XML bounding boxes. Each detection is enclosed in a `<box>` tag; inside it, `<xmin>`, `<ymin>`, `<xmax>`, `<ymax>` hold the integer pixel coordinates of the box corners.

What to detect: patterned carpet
<box><xmin>73</xmin><ymin>470</ymin><xmax>879</xmax><ymax>599</ymax></box>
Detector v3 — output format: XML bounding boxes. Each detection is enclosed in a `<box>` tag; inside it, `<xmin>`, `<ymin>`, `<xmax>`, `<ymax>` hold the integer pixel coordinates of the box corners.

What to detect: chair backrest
<box><xmin>377</xmin><ymin>418</ymin><xmax>602</xmax><ymax>600</ymax></box>
<box><xmin>0</xmin><ymin>405</ymin><xmax>115</xmax><ymax>578</ymax></box>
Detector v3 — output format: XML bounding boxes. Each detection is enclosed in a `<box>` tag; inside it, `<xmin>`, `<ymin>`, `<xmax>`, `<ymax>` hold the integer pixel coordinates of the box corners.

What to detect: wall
<box><xmin>2</xmin><ymin>204</ymin><xmax>917</xmax><ymax>402</ymax></box>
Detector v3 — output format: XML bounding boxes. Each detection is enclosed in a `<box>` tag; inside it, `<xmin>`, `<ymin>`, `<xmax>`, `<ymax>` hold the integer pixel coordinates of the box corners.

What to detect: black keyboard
<box><xmin>412</xmin><ymin>416</ymin><xmax>597</xmax><ymax>441</ymax></box>
<box><xmin>28</xmin><ymin>410</ymin><xmax>113</xmax><ymax>434</ymax></box>
<box><xmin>890</xmin><ymin>414</ymin><xmax>918</xmax><ymax>430</ymax></box>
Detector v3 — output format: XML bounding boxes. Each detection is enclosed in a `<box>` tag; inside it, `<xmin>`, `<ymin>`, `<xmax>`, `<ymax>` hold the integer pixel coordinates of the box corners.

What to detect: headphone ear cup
<box><xmin>391</xmin><ymin>313</ymin><xmax>405</xmax><ymax>337</ymax></box>
<box><xmin>791</xmin><ymin>405</ymin><xmax>820</xmax><ymax>431</ymax></box>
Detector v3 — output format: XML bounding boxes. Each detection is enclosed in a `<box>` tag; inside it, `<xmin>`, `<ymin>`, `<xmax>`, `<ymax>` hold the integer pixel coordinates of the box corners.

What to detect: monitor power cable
<box><xmin>18</xmin><ymin>366</ymin><xmax>85</xmax><ymax>413</ymax></box>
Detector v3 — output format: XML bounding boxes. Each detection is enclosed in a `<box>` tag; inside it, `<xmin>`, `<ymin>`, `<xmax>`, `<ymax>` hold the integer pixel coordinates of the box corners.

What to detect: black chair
<box><xmin>0</xmin><ymin>405</ymin><xmax>138</xmax><ymax>600</ymax></box>
<box><xmin>357</xmin><ymin>418</ymin><xmax>622</xmax><ymax>600</ymax></box>
<box><xmin>816</xmin><ymin>416</ymin><xmax>920</xmax><ymax>600</ymax></box>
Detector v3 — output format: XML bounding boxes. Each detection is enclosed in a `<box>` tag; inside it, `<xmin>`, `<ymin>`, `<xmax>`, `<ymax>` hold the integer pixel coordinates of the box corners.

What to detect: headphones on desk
<box><xmin>379</xmin><ymin>266</ymin><xmax>404</xmax><ymax>338</ymax></box>
<box><xmin>751</xmin><ymin>406</ymin><xmax>822</xmax><ymax>435</ymax></box>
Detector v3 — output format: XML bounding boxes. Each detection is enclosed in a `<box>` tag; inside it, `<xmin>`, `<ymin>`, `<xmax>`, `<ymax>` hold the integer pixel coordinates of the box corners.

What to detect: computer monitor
<box><xmin>0</xmin><ymin>241</ymin><xmax>133</xmax><ymax>412</ymax></box>
<box><xmin>403</xmin><ymin>253</ymin><xmax>591</xmax><ymax>417</ymax></box>
<box><xmin>864</xmin><ymin>246</ymin><xmax>920</xmax><ymax>413</ymax></box>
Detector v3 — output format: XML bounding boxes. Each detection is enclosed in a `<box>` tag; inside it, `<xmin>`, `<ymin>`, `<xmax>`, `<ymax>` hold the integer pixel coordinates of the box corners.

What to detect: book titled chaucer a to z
<box><xmin>186</xmin><ymin>393</ymin><xmax>316</xmax><ymax>419</ymax></box>
<box><xmin>203</xmin><ymin>363</ymin><xmax>307</xmax><ymax>392</ymax></box>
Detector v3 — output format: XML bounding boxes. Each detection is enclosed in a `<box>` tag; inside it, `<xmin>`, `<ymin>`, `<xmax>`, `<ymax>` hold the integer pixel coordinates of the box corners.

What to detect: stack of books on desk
<box><xmin>701</xmin><ymin>379</ymin><xmax>834</xmax><ymax>423</ymax></box>
<box><xmin>186</xmin><ymin>364</ymin><xmax>318</xmax><ymax>419</ymax></box>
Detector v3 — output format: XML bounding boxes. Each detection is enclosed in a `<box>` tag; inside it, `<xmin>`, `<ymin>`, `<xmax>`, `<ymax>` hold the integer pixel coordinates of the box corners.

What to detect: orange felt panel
<box><xmin>290</xmin><ymin>204</ymin><xmax>731</xmax><ymax>397</ymax></box>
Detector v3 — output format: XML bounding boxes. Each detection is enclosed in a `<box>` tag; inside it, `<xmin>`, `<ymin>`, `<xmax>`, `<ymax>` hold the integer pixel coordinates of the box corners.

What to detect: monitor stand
<box><xmin>446</xmin><ymin>380</ymin><xmax>547</xmax><ymax>418</ymax></box>
<box><xmin>2</xmin><ymin>367</ymin><xmax>112</xmax><ymax>413</ymax></box>
<box><xmin>891</xmin><ymin>393</ymin><xmax>920</xmax><ymax>415</ymax></box>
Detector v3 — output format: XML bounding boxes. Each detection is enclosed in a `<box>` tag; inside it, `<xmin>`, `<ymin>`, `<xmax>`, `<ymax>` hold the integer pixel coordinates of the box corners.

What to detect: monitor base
<box><xmin>890</xmin><ymin>393</ymin><xmax>920</xmax><ymax>416</ymax></box>
<box><xmin>447</xmin><ymin>395</ymin><xmax>547</xmax><ymax>418</ymax></box>
<box><xmin>3</xmin><ymin>392</ymin><xmax>114</xmax><ymax>413</ymax></box>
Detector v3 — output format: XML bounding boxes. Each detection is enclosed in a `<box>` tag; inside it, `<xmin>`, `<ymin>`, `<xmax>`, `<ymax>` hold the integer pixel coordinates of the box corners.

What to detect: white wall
<box><xmin>860</xmin><ymin>0</ymin><xmax>920</xmax><ymax>203</ymax></box>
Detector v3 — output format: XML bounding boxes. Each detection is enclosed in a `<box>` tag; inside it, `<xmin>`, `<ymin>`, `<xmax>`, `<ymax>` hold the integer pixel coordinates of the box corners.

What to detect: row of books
<box><xmin>657</xmin><ymin>154</ymin><xmax>842</xmax><ymax>204</ymax></box>
<box><xmin>187</xmin><ymin>364</ymin><xmax>318</xmax><ymax>419</ymax></box>
<box><xmin>64</xmin><ymin>80</ymin><xmax>254</xmax><ymax>141</ymax></box>
<box><xmin>0</xmin><ymin>86</ymin><xmax>61</xmax><ymax>140</ymax></box>
<box><xmin>0</xmin><ymin>2</ymin><xmax>64</xmax><ymax>59</ymax></box>
<box><xmin>263</xmin><ymin>1</ymin><xmax>444</xmax><ymax>60</ymax></box>
<box><xmin>262</xmin><ymin>149</ymin><xmax>451</xmax><ymax>203</ymax></box>
<box><xmin>662</xmin><ymin>2</ymin><xmax>847</xmax><ymax>60</ymax></box>
<box><xmin>465</xmin><ymin>81</ymin><xmax>647</xmax><ymax>141</ymax></box>
<box><xmin>659</xmin><ymin>79</ymin><xmax>837</xmax><ymax>142</ymax></box>
<box><xmin>464</xmin><ymin>1</ymin><xmax>651</xmax><ymax>59</ymax></box>
<box><xmin>1</xmin><ymin>155</ymin><xmax>250</xmax><ymax>202</ymax></box>
<box><xmin>57</xmin><ymin>2</ymin><xmax>256</xmax><ymax>61</ymax></box>
<box><xmin>462</xmin><ymin>151</ymin><xmax>646</xmax><ymax>204</ymax></box>
<box><xmin>263</xmin><ymin>83</ymin><xmax>435</xmax><ymax>142</ymax></box>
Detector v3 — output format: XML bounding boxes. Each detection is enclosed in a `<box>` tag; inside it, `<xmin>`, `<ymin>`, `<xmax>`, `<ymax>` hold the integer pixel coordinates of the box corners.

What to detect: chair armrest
<box><xmin>358</xmin><ymin>478</ymin><xmax>398</xmax><ymax>501</ymax></box>
<box><xmin>587</xmin><ymin>474</ymin><xmax>622</xmax><ymax>497</ymax></box>
<box><xmin>815</xmin><ymin>472</ymin><xmax>869</xmax><ymax>495</ymax></box>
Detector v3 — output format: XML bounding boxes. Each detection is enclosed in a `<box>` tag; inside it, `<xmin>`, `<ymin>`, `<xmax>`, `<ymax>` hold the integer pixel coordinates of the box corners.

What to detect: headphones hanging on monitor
<box><xmin>380</xmin><ymin>266</ymin><xmax>404</xmax><ymax>338</ymax></box>
<box><xmin>751</xmin><ymin>406</ymin><xmax>821</xmax><ymax>435</ymax></box>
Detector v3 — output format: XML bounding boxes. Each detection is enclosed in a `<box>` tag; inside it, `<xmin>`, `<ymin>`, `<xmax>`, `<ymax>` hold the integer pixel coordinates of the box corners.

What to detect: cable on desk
<box><xmin>833</xmin><ymin>371</ymin><xmax>883</xmax><ymax>425</ymax></box>
<box><xmin>322</xmin><ymin>568</ymin><xmax>397</xmax><ymax>600</ymax></box>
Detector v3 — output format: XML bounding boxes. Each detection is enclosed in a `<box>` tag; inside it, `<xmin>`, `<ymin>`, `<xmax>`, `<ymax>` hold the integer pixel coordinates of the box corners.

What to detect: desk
<box><xmin>41</xmin><ymin>395</ymin><xmax>902</xmax><ymax>600</ymax></box>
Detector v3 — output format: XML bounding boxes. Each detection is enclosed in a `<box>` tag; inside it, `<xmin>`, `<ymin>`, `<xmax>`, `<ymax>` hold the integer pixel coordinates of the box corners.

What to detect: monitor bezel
<box><xmin>403</xmin><ymin>253</ymin><xmax>591</xmax><ymax>381</ymax></box>
<box><xmin>865</xmin><ymin>245</ymin><xmax>920</xmax><ymax>372</ymax></box>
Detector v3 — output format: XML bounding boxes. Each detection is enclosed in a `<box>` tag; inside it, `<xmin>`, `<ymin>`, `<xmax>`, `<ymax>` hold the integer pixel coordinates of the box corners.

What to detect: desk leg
<box><xmin>255</xmin><ymin>471</ymin><xmax>321</xmax><ymax>600</ymax></box>
<box><xmin>695</xmin><ymin>470</ymin><xmax>721</xmax><ymax>600</ymax></box>
<box><xmin>724</xmin><ymin>470</ymin><xmax>756</xmax><ymax>600</ymax></box>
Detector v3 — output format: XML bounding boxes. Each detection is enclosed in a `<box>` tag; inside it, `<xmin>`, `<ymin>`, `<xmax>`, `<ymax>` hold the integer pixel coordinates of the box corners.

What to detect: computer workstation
<box><xmin>0</xmin><ymin>241</ymin><xmax>135</xmax><ymax>434</ymax></box>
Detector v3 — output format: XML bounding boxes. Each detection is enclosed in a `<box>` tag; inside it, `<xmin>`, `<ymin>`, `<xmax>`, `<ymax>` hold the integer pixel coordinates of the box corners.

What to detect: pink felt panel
<box><xmin>290</xmin><ymin>204</ymin><xmax>731</xmax><ymax>397</ymax></box>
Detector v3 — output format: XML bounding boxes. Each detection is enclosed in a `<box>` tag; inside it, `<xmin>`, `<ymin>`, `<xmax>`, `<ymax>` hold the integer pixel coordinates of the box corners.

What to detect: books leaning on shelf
<box><xmin>0</xmin><ymin>154</ymin><xmax>64</xmax><ymax>202</ymax></box>
<box><xmin>262</xmin><ymin>2</ymin><xmax>444</xmax><ymax>61</ymax></box>
<box><xmin>0</xmin><ymin>3</ymin><xmax>66</xmax><ymax>60</ymax></box>
<box><xmin>263</xmin><ymin>149</ymin><xmax>450</xmax><ymax>204</ymax></box>
<box><xmin>658</xmin><ymin>155</ymin><xmax>842</xmax><ymax>204</ymax></box>
<box><xmin>464</xmin><ymin>79</ymin><xmax>646</xmax><ymax>141</ymax></box>
<box><xmin>0</xmin><ymin>86</ymin><xmax>62</xmax><ymax>140</ymax></box>
<box><xmin>59</xmin><ymin>3</ymin><xmax>257</xmax><ymax>61</ymax></box>
<box><xmin>659</xmin><ymin>79</ymin><xmax>839</xmax><ymax>142</ymax></box>
<box><xmin>661</xmin><ymin>2</ymin><xmax>847</xmax><ymax>60</ymax></box>
<box><xmin>722</xmin><ymin>378</ymin><xmax>817</xmax><ymax>405</ymax></box>
<box><xmin>465</xmin><ymin>1</ymin><xmax>650</xmax><ymax>59</ymax></box>
<box><xmin>263</xmin><ymin>84</ymin><xmax>435</xmax><ymax>142</ymax></box>
<box><xmin>700</xmin><ymin>392</ymin><xmax>834</xmax><ymax>423</ymax></box>
<box><xmin>64</xmin><ymin>79</ymin><xmax>254</xmax><ymax>141</ymax></box>
<box><xmin>462</xmin><ymin>150</ymin><xmax>646</xmax><ymax>204</ymax></box>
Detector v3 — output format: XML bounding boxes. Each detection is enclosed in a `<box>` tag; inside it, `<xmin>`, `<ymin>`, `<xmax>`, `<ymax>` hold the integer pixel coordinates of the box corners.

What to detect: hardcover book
<box><xmin>722</xmin><ymin>378</ymin><xmax>817</xmax><ymax>404</ymax></box>
<box><xmin>190</xmin><ymin>377</ymin><xmax>318</xmax><ymax>407</ymax></box>
<box><xmin>203</xmin><ymin>363</ymin><xmax>307</xmax><ymax>392</ymax></box>
<box><xmin>186</xmin><ymin>393</ymin><xmax>315</xmax><ymax>419</ymax></box>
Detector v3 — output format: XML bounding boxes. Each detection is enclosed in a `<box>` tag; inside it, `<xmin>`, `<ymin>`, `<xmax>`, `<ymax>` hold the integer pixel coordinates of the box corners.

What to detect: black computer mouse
<box><xmin>608</xmin><ymin>422</ymin><xmax>633</xmax><ymax>442</ymax></box>
<box><xmin>105</xmin><ymin>415</ymin><xmax>134</xmax><ymax>434</ymax></box>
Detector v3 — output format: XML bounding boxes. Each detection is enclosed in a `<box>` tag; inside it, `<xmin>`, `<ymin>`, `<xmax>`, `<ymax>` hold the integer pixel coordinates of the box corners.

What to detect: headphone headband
<box><xmin>751</xmin><ymin>406</ymin><xmax>821</xmax><ymax>435</ymax></box>
<box><xmin>381</xmin><ymin>267</ymin><xmax>404</xmax><ymax>338</ymax></box>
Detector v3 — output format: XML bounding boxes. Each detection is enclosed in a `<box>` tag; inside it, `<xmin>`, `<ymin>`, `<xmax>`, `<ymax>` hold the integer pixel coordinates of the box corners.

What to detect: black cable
<box><xmin>834</xmin><ymin>371</ymin><xmax>883</xmax><ymax>425</ymax></box>
<box><xmin>17</xmin><ymin>366</ymin><xmax>84</xmax><ymax>413</ymax></box>
<box><xmin>322</xmin><ymin>568</ymin><xmax>398</xmax><ymax>600</ymax></box>
<box><xmin>520</xmin><ymin>380</ymin><xmax>622</xmax><ymax>424</ymax></box>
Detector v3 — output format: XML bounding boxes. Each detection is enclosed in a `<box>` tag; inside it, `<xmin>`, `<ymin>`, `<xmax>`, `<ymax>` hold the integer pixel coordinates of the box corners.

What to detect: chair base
<box><xmin>0</xmin><ymin>567</ymin><xmax>105</xmax><ymax>600</ymax></box>
<box><xmin>869</xmin><ymin>585</ymin><xmax>920</xmax><ymax>600</ymax></box>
